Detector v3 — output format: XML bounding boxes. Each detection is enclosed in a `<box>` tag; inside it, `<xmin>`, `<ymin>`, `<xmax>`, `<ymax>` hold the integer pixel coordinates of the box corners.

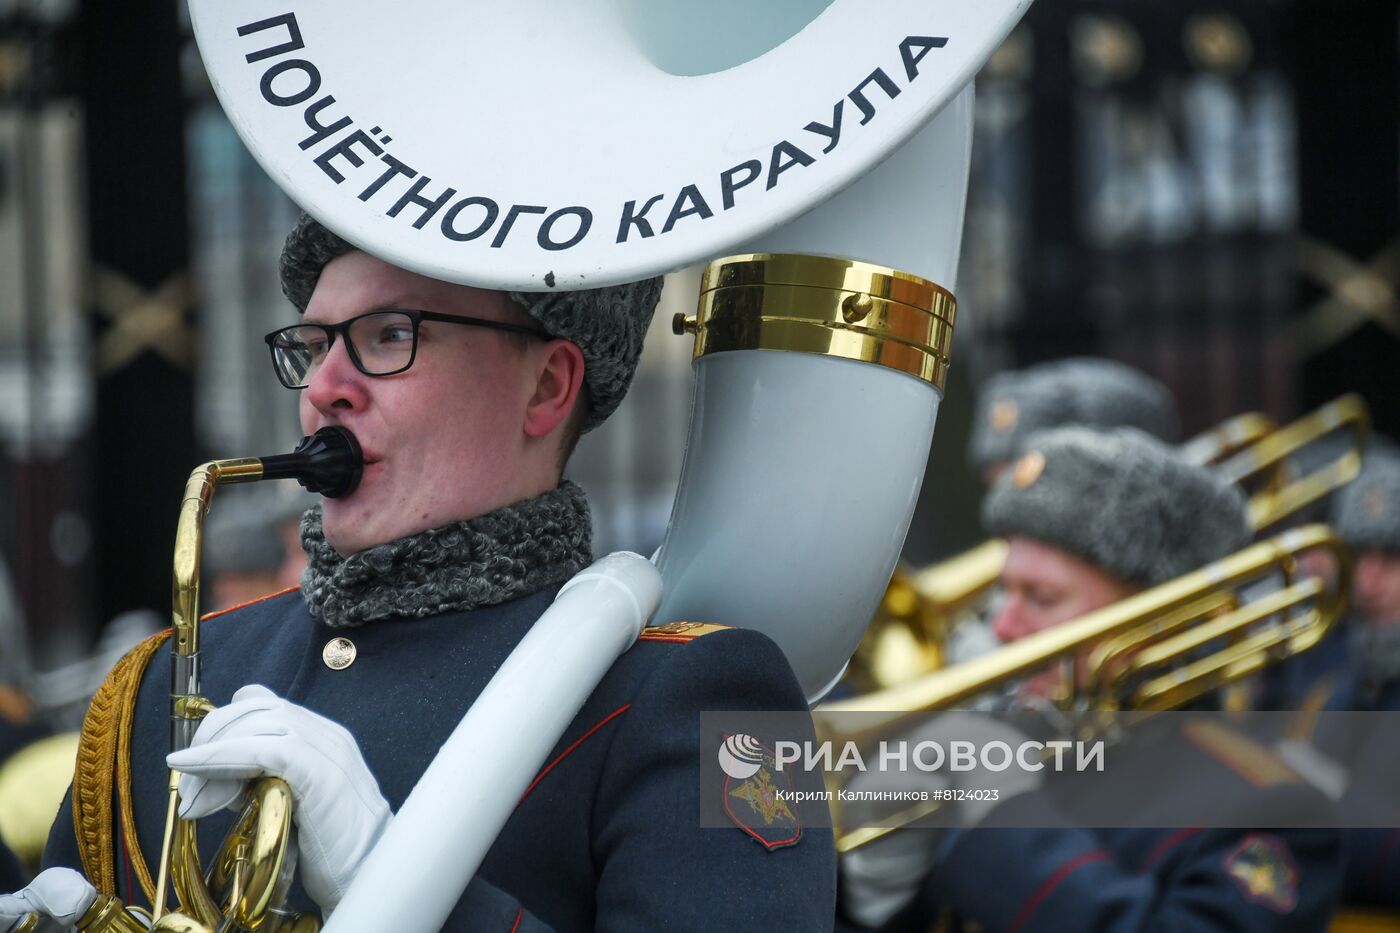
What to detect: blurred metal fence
<box><xmin>0</xmin><ymin>0</ymin><xmax>1396</xmax><ymax>691</ymax></box>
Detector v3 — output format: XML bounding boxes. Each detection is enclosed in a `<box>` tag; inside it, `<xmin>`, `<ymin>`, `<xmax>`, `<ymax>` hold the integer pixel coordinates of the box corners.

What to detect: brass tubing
<box><xmin>152</xmin><ymin>773</ymin><xmax>181</xmax><ymax>923</ymax></box>
<box><xmin>817</xmin><ymin>525</ymin><xmax>1349</xmax><ymax>738</ymax></box>
<box><xmin>851</xmin><ymin>399</ymin><xmax>1359</xmax><ymax>696</ymax></box>
<box><xmin>1135</xmin><ymin>608</ymin><xmax>1332</xmax><ymax>713</ymax></box>
<box><xmin>160</xmin><ymin>457</ymin><xmax>262</xmax><ymax>923</ymax></box>
<box><xmin>1179</xmin><ymin>412</ymin><xmax>1279</xmax><ymax>467</ymax></box>
<box><xmin>75</xmin><ymin>895</ymin><xmax>159</xmax><ymax>932</ymax></box>
<box><xmin>1130</xmin><ymin>578</ymin><xmax>1326</xmax><ymax>673</ymax></box>
<box><xmin>823</xmin><ymin>526</ymin><xmax>1351</xmax><ymax>853</ymax></box>
<box><xmin>171</xmin><ymin>816</ymin><xmax>223</xmax><ymax>929</ymax></box>
<box><xmin>172</xmin><ymin>459</ymin><xmax>263</xmax><ymax>658</ymax></box>
<box><xmin>86</xmin><ymin>432</ymin><xmax>355</xmax><ymax>931</ymax></box>
<box><xmin>1083</xmin><ymin>590</ymin><xmax>1238</xmax><ymax>707</ymax></box>
<box><xmin>1219</xmin><ymin>394</ymin><xmax>1370</xmax><ymax>532</ymax></box>
<box><xmin>908</xmin><ymin>539</ymin><xmax>1008</xmax><ymax>619</ymax></box>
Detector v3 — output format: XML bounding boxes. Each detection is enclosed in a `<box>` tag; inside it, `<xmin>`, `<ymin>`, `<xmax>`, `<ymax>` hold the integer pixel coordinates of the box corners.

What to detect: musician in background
<box><xmin>19</xmin><ymin>215</ymin><xmax>835</xmax><ymax>931</ymax></box>
<box><xmin>1275</xmin><ymin>449</ymin><xmax>1400</xmax><ymax>913</ymax></box>
<box><xmin>943</xmin><ymin>358</ymin><xmax>1181</xmax><ymax>667</ymax></box>
<box><xmin>968</xmin><ymin>358</ymin><xmax>1179</xmax><ymax>485</ymax></box>
<box><xmin>1325</xmin><ymin>450</ymin><xmax>1400</xmax><ymax>712</ymax></box>
<box><xmin>1256</xmin><ymin>435</ymin><xmax>1400</xmax><ymax>711</ymax></box>
<box><xmin>842</xmin><ymin>427</ymin><xmax>1341</xmax><ymax>932</ymax></box>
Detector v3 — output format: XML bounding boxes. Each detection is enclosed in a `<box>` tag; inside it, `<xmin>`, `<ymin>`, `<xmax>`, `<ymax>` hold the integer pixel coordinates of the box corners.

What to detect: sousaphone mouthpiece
<box><xmin>259</xmin><ymin>425</ymin><xmax>363</xmax><ymax>498</ymax></box>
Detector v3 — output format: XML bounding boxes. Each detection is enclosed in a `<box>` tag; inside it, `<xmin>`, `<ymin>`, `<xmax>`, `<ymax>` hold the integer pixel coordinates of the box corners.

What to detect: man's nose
<box><xmin>990</xmin><ymin>600</ymin><xmax>1028</xmax><ymax>644</ymax></box>
<box><xmin>1354</xmin><ymin>554</ymin><xmax>1385</xmax><ymax>593</ymax></box>
<box><xmin>304</xmin><ymin>339</ymin><xmax>369</xmax><ymax>415</ymax></box>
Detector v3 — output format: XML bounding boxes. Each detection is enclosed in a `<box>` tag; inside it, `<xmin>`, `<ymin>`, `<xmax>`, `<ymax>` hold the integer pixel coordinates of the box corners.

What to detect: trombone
<box><xmin>819</xmin><ymin>523</ymin><xmax>1352</xmax><ymax>852</ymax></box>
<box><xmin>846</xmin><ymin>396</ymin><xmax>1367</xmax><ymax>692</ymax></box>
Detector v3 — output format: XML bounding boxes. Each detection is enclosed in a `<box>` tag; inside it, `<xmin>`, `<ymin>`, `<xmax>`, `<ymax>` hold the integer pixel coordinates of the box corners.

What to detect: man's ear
<box><xmin>523</xmin><ymin>339</ymin><xmax>585</xmax><ymax>439</ymax></box>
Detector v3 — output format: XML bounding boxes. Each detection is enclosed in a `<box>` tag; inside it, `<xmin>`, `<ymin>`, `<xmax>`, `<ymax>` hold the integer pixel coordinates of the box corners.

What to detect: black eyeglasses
<box><xmin>264</xmin><ymin>309</ymin><xmax>550</xmax><ymax>389</ymax></box>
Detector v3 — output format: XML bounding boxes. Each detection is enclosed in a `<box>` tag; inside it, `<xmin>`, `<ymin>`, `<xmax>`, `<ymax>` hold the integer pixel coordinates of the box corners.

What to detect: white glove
<box><xmin>0</xmin><ymin>867</ymin><xmax>98</xmax><ymax>933</ymax></box>
<box><xmin>838</xmin><ymin>742</ymin><xmax>954</xmax><ymax>927</ymax></box>
<box><xmin>165</xmin><ymin>684</ymin><xmax>391</xmax><ymax>914</ymax></box>
<box><xmin>838</xmin><ymin>711</ymin><xmax>1043</xmax><ymax>927</ymax></box>
<box><xmin>841</xmin><ymin>818</ymin><xmax>948</xmax><ymax>927</ymax></box>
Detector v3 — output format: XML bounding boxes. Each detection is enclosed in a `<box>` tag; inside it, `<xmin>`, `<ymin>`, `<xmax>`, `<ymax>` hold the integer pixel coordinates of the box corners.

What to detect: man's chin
<box><xmin>320</xmin><ymin>504</ymin><xmax>372</xmax><ymax>557</ymax></box>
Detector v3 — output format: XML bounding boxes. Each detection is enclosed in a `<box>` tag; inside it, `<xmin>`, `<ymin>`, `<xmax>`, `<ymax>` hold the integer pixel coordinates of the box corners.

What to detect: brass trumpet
<box><xmin>818</xmin><ymin>523</ymin><xmax>1353</xmax><ymax>852</ymax></box>
<box><xmin>50</xmin><ymin>428</ymin><xmax>362</xmax><ymax>933</ymax></box>
<box><xmin>847</xmin><ymin>396</ymin><xmax>1368</xmax><ymax>692</ymax></box>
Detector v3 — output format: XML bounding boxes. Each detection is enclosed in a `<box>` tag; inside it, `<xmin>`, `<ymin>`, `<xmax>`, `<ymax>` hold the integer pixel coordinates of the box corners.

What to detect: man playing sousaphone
<box><xmin>6</xmin><ymin>217</ymin><xmax>836</xmax><ymax>931</ymax></box>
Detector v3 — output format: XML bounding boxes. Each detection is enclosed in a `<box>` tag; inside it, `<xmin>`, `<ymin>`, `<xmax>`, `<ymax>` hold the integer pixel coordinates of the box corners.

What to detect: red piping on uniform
<box><xmin>1009</xmin><ymin>849</ymin><xmax>1112</xmax><ymax>933</ymax></box>
<box><xmin>509</xmin><ymin>905</ymin><xmax>524</xmax><ymax>932</ymax></box>
<box><xmin>200</xmin><ymin>585</ymin><xmax>301</xmax><ymax>622</ymax></box>
<box><xmin>636</xmin><ymin>635</ymin><xmax>697</xmax><ymax>644</ymax></box>
<box><xmin>1138</xmin><ymin>828</ymin><xmax>1203</xmax><ymax>871</ymax></box>
<box><xmin>519</xmin><ymin>704</ymin><xmax>631</xmax><ymax>803</ymax></box>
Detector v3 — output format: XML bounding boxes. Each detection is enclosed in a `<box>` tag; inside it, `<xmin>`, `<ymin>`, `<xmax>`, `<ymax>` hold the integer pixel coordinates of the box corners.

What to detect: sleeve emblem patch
<box><xmin>723</xmin><ymin>740</ymin><xmax>802</xmax><ymax>851</ymax></box>
<box><xmin>1223</xmin><ymin>832</ymin><xmax>1300</xmax><ymax>913</ymax></box>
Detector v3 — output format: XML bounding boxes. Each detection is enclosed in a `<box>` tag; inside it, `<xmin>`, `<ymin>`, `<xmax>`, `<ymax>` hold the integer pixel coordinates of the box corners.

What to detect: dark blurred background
<box><xmin>0</xmin><ymin>0</ymin><xmax>1396</xmax><ymax>678</ymax></box>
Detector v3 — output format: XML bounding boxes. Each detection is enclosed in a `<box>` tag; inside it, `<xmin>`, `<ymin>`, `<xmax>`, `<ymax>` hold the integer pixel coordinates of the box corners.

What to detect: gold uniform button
<box><xmin>322</xmin><ymin>637</ymin><xmax>357</xmax><ymax>671</ymax></box>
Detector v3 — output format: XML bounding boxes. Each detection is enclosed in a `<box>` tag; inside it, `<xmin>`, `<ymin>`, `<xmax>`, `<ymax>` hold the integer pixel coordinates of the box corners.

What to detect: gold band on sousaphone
<box><xmin>819</xmin><ymin>523</ymin><xmax>1354</xmax><ymax>853</ymax></box>
<box><xmin>675</xmin><ymin>253</ymin><xmax>957</xmax><ymax>392</ymax></box>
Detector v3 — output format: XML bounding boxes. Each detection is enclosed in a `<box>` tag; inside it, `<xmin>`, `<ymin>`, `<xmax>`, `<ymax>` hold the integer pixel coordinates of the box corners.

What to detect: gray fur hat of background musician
<box><xmin>204</xmin><ymin>484</ymin><xmax>314</xmax><ymax>578</ymax></box>
<box><xmin>970</xmin><ymin>358</ymin><xmax>1180</xmax><ymax>471</ymax></box>
<box><xmin>1332</xmin><ymin>449</ymin><xmax>1400</xmax><ymax>553</ymax></box>
<box><xmin>983</xmin><ymin>426</ymin><xmax>1251</xmax><ymax>586</ymax></box>
<box><xmin>278</xmin><ymin>213</ymin><xmax>663</xmax><ymax>432</ymax></box>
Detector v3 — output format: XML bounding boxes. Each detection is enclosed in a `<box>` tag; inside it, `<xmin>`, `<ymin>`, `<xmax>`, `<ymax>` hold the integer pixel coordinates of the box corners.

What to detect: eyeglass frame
<box><xmin>263</xmin><ymin>308</ymin><xmax>552</xmax><ymax>389</ymax></box>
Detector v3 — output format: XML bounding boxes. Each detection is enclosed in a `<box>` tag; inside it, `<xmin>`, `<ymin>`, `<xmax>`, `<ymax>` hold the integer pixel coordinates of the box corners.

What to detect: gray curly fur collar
<box><xmin>300</xmin><ymin>481</ymin><xmax>592</xmax><ymax>628</ymax></box>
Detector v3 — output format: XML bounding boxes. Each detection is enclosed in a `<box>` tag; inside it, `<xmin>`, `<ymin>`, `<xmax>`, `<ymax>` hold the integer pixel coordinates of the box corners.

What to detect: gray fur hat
<box><xmin>970</xmin><ymin>358</ymin><xmax>1180</xmax><ymax>471</ymax></box>
<box><xmin>278</xmin><ymin>214</ymin><xmax>662</xmax><ymax>431</ymax></box>
<box><xmin>983</xmin><ymin>426</ymin><xmax>1250</xmax><ymax>586</ymax></box>
<box><xmin>1332</xmin><ymin>450</ymin><xmax>1400</xmax><ymax>553</ymax></box>
<box><xmin>205</xmin><ymin>485</ymin><xmax>313</xmax><ymax>578</ymax></box>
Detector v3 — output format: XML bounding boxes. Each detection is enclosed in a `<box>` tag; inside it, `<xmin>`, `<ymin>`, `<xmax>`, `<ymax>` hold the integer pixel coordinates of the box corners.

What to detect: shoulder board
<box><xmin>638</xmin><ymin>621</ymin><xmax>731</xmax><ymax>643</ymax></box>
<box><xmin>200</xmin><ymin>584</ymin><xmax>301</xmax><ymax>622</ymax></box>
<box><xmin>1183</xmin><ymin>720</ymin><xmax>1301</xmax><ymax>788</ymax></box>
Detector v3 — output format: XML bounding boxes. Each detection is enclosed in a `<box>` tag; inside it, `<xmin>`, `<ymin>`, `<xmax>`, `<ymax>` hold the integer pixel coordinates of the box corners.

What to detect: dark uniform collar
<box><xmin>299</xmin><ymin>480</ymin><xmax>593</xmax><ymax>628</ymax></box>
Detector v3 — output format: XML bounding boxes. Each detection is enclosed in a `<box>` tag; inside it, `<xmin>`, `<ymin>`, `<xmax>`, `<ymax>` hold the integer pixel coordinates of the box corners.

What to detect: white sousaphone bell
<box><xmin>185</xmin><ymin>2</ymin><xmax>1032</xmax><ymax>931</ymax></box>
